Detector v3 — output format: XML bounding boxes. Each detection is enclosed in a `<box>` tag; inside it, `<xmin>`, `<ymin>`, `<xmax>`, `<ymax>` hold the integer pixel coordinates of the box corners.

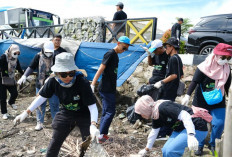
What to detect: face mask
<box><xmin>44</xmin><ymin>52</ymin><xmax>53</xmax><ymax>58</ymax></box>
<box><xmin>11</xmin><ymin>52</ymin><xmax>19</xmax><ymax>59</ymax></box>
<box><xmin>217</xmin><ymin>58</ymin><xmax>228</xmax><ymax>65</ymax></box>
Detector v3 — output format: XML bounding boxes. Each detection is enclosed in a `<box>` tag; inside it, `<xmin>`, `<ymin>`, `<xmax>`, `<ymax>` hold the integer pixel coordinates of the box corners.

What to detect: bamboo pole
<box><xmin>223</xmin><ymin>81</ymin><xmax>232</xmax><ymax>157</ymax></box>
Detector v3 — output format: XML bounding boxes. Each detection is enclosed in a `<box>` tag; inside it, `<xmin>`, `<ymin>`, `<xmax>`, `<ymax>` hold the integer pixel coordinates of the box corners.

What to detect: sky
<box><xmin>0</xmin><ymin>0</ymin><xmax>231</xmax><ymax>32</ymax></box>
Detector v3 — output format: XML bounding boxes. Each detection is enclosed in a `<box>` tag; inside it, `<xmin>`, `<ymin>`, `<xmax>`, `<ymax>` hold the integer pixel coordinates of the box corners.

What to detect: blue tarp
<box><xmin>0</xmin><ymin>40</ymin><xmax>147</xmax><ymax>87</ymax></box>
<box><xmin>75</xmin><ymin>42</ymin><xmax>146</xmax><ymax>86</ymax></box>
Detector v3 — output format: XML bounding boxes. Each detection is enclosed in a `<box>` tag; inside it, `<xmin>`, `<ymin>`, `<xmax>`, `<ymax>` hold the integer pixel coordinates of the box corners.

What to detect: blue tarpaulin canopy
<box><xmin>75</xmin><ymin>42</ymin><xmax>146</xmax><ymax>86</ymax></box>
<box><xmin>0</xmin><ymin>39</ymin><xmax>147</xmax><ymax>87</ymax></box>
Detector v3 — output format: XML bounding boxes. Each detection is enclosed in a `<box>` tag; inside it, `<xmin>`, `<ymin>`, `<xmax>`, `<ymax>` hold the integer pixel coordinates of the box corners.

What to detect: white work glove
<box><xmin>13</xmin><ymin>110</ymin><xmax>28</xmax><ymax>126</ymax></box>
<box><xmin>90</xmin><ymin>85</ymin><xmax>95</xmax><ymax>93</ymax></box>
<box><xmin>138</xmin><ymin>149</ymin><xmax>148</xmax><ymax>157</ymax></box>
<box><xmin>154</xmin><ymin>81</ymin><xmax>162</xmax><ymax>89</ymax></box>
<box><xmin>17</xmin><ymin>75</ymin><xmax>27</xmax><ymax>85</ymax></box>
<box><xmin>90</xmin><ymin>124</ymin><xmax>100</xmax><ymax>143</ymax></box>
<box><xmin>187</xmin><ymin>135</ymin><xmax>199</xmax><ymax>150</ymax></box>
<box><xmin>181</xmin><ymin>94</ymin><xmax>191</xmax><ymax>106</ymax></box>
<box><xmin>140</xmin><ymin>45</ymin><xmax>151</xmax><ymax>56</ymax></box>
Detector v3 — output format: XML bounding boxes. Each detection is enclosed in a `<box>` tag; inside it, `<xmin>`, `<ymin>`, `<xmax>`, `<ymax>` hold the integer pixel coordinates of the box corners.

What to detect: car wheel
<box><xmin>199</xmin><ymin>45</ymin><xmax>215</xmax><ymax>55</ymax></box>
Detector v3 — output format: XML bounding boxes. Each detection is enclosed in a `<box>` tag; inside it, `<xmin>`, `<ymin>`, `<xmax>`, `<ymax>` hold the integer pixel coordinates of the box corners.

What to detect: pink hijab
<box><xmin>197</xmin><ymin>52</ymin><xmax>230</xmax><ymax>95</ymax></box>
<box><xmin>134</xmin><ymin>95</ymin><xmax>168</xmax><ymax>120</ymax></box>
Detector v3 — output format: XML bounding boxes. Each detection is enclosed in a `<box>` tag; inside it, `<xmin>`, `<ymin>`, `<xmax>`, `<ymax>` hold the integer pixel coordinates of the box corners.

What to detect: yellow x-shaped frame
<box><xmin>126</xmin><ymin>19</ymin><xmax>153</xmax><ymax>44</ymax></box>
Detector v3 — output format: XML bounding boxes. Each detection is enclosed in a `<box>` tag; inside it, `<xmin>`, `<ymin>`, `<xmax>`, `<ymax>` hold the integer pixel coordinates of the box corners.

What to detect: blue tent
<box><xmin>0</xmin><ymin>40</ymin><xmax>147</xmax><ymax>87</ymax></box>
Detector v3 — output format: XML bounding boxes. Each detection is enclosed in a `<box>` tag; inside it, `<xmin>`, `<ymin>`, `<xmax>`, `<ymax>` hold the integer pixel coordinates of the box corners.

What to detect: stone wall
<box><xmin>61</xmin><ymin>17</ymin><xmax>105</xmax><ymax>42</ymax></box>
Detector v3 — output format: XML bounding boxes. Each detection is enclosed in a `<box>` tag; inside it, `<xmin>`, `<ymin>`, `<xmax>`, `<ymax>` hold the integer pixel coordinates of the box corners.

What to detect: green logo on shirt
<box><xmin>63</xmin><ymin>103</ymin><xmax>80</xmax><ymax>111</ymax></box>
<box><xmin>154</xmin><ymin>65</ymin><xmax>162</xmax><ymax>71</ymax></box>
<box><xmin>206</xmin><ymin>83</ymin><xmax>215</xmax><ymax>89</ymax></box>
<box><xmin>114</xmin><ymin>68</ymin><xmax>118</xmax><ymax>74</ymax></box>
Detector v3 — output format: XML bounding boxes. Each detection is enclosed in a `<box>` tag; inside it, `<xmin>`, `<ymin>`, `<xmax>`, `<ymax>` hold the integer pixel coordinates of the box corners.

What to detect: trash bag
<box><xmin>137</xmin><ymin>84</ymin><xmax>155</xmax><ymax>96</ymax></box>
<box><xmin>137</xmin><ymin>84</ymin><xmax>162</xmax><ymax>101</ymax></box>
<box><xmin>126</xmin><ymin>105</ymin><xmax>142</xmax><ymax>124</ymax></box>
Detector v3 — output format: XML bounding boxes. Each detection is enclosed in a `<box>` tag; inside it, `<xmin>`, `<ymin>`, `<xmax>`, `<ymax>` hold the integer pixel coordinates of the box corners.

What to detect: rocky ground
<box><xmin>0</xmin><ymin>92</ymin><xmax>215</xmax><ymax>157</ymax></box>
<box><xmin>0</xmin><ymin>69</ymin><xmax>216</xmax><ymax>157</ymax></box>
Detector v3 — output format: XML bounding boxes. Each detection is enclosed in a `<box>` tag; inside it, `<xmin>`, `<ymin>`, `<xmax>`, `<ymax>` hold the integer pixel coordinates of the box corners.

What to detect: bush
<box><xmin>179</xmin><ymin>41</ymin><xmax>186</xmax><ymax>54</ymax></box>
<box><xmin>160</xmin><ymin>29</ymin><xmax>171</xmax><ymax>43</ymax></box>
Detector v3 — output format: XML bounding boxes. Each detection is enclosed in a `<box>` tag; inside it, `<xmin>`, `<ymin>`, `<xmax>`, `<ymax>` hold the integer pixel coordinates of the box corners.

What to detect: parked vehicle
<box><xmin>0</xmin><ymin>7</ymin><xmax>61</xmax><ymax>39</ymax></box>
<box><xmin>186</xmin><ymin>14</ymin><xmax>232</xmax><ymax>55</ymax></box>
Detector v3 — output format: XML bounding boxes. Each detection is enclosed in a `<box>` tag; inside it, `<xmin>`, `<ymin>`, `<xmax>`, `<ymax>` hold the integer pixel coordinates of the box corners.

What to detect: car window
<box><xmin>226</xmin><ymin>19</ymin><xmax>232</xmax><ymax>29</ymax></box>
<box><xmin>201</xmin><ymin>17</ymin><xmax>226</xmax><ymax>29</ymax></box>
<box><xmin>195</xmin><ymin>18</ymin><xmax>212</xmax><ymax>26</ymax></box>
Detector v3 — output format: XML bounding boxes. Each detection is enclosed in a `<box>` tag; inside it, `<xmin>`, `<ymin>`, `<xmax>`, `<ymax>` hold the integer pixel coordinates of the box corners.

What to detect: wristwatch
<box><xmin>188</xmin><ymin>133</ymin><xmax>195</xmax><ymax>136</ymax></box>
<box><xmin>161</xmin><ymin>80</ymin><xmax>165</xmax><ymax>85</ymax></box>
<box><xmin>91</xmin><ymin>121</ymin><xmax>98</xmax><ymax>127</ymax></box>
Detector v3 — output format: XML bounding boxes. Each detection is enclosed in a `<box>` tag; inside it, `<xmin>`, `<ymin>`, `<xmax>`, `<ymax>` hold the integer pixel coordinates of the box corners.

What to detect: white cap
<box><xmin>43</xmin><ymin>41</ymin><xmax>54</xmax><ymax>53</ymax></box>
<box><xmin>148</xmin><ymin>39</ymin><xmax>163</xmax><ymax>53</ymax></box>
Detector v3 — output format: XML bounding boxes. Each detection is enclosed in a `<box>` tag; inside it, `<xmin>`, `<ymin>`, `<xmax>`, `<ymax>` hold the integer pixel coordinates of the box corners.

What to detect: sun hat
<box><xmin>43</xmin><ymin>41</ymin><xmax>54</xmax><ymax>53</ymax></box>
<box><xmin>213</xmin><ymin>43</ymin><xmax>232</xmax><ymax>56</ymax></box>
<box><xmin>51</xmin><ymin>52</ymin><xmax>78</xmax><ymax>72</ymax></box>
<box><xmin>118</xmin><ymin>36</ymin><xmax>133</xmax><ymax>46</ymax></box>
<box><xmin>163</xmin><ymin>37</ymin><xmax>179</xmax><ymax>49</ymax></box>
<box><xmin>148</xmin><ymin>39</ymin><xmax>163</xmax><ymax>53</ymax></box>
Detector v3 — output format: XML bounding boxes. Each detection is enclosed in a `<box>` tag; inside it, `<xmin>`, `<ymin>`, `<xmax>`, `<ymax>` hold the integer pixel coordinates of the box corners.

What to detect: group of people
<box><xmin>0</xmin><ymin>34</ymin><xmax>131</xmax><ymax>156</ymax></box>
<box><xmin>0</xmin><ymin>5</ymin><xmax>231</xmax><ymax>156</ymax></box>
<box><xmin>137</xmin><ymin>39</ymin><xmax>232</xmax><ymax>157</ymax></box>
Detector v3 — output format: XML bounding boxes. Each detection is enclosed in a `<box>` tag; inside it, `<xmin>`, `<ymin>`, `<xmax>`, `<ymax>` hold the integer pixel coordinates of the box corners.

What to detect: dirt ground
<box><xmin>0</xmin><ymin>89</ymin><xmax>214</xmax><ymax>157</ymax></box>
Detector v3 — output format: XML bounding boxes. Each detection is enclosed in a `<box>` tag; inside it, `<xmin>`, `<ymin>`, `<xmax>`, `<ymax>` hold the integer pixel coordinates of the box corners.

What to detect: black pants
<box><xmin>0</xmin><ymin>81</ymin><xmax>18</xmax><ymax>114</ymax></box>
<box><xmin>46</xmin><ymin>110</ymin><xmax>91</xmax><ymax>157</ymax></box>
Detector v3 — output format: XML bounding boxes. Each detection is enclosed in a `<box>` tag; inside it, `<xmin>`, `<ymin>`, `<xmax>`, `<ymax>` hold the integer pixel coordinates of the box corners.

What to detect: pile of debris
<box><xmin>117</xmin><ymin>57</ymin><xmax>198</xmax><ymax>104</ymax></box>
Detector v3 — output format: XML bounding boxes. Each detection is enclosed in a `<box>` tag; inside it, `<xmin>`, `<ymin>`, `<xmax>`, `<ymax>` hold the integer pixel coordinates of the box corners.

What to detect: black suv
<box><xmin>186</xmin><ymin>14</ymin><xmax>232</xmax><ymax>55</ymax></box>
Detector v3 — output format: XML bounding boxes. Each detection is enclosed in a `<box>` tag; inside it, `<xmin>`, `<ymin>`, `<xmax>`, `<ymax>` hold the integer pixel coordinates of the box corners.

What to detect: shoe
<box><xmin>194</xmin><ymin>147</ymin><xmax>203</xmax><ymax>156</ymax></box>
<box><xmin>2</xmin><ymin>113</ymin><xmax>8</xmax><ymax>120</ymax></box>
<box><xmin>10</xmin><ymin>104</ymin><xmax>17</xmax><ymax>110</ymax></box>
<box><xmin>99</xmin><ymin>135</ymin><xmax>109</xmax><ymax>144</ymax></box>
<box><xmin>208</xmin><ymin>145</ymin><xmax>215</xmax><ymax>156</ymax></box>
<box><xmin>35</xmin><ymin>122</ymin><xmax>43</xmax><ymax>131</ymax></box>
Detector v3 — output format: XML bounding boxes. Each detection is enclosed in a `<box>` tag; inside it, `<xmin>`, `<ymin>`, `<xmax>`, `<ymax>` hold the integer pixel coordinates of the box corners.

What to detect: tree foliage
<box><xmin>176</xmin><ymin>17</ymin><xmax>194</xmax><ymax>35</ymax></box>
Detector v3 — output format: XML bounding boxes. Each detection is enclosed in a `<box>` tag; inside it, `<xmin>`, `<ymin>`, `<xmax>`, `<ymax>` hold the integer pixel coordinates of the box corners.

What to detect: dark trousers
<box><xmin>99</xmin><ymin>91</ymin><xmax>116</xmax><ymax>135</ymax></box>
<box><xmin>46</xmin><ymin>110</ymin><xmax>90</xmax><ymax>157</ymax></box>
<box><xmin>0</xmin><ymin>81</ymin><xmax>18</xmax><ymax>114</ymax></box>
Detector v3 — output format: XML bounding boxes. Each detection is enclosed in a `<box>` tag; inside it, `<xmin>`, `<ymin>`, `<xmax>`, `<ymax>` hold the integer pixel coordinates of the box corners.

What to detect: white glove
<box><xmin>13</xmin><ymin>110</ymin><xmax>28</xmax><ymax>126</ymax></box>
<box><xmin>154</xmin><ymin>81</ymin><xmax>162</xmax><ymax>89</ymax></box>
<box><xmin>140</xmin><ymin>45</ymin><xmax>151</xmax><ymax>56</ymax></box>
<box><xmin>90</xmin><ymin>85</ymin><xmax>95</xmax><ymax>93</ymax></box>
<box><xmin>138</xmin><ymin>149</ymin><xmax>148</xmax><ymax>157</ymax></box>
<box><xmin>187</xmin><ymin>135</ymin><xmax>199</xmax><ymax>150</ymax></box>
<box><xmin>90</xmin><ymin>124</ymin><xmax>100</xmax><ymax>143</ymax></box>
<box><xmin>17</xmin><ymin>75</ymin><xmax>27</xmax><ymax>85</ymax></box>
<box><xmin>181</xmin><ymin>94</ymin><xmax>190</xmax><ymax>106</ymax></box>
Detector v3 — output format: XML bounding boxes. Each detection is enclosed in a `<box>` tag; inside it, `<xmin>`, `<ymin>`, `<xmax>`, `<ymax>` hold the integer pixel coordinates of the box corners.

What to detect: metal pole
<box><xmin>223</xmin><ymin>80</ymin><xmax>232</xmax><ymax>157</ymax></box>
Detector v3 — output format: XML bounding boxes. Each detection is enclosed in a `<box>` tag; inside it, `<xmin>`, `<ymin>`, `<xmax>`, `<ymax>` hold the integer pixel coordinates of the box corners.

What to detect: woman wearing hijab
<box><xmin>181</xmin><ymin>43</ymin><xmax>232</xmax><ymax>156</ymax></box>
<box><xmin>17</xmin><ymin>41</ymin><xmax>60</xmax><ymax>131</ymax></box>
<box><xmin>14</xmin><ymin>52</ymin><xmax>100</xmax><ymax>156</ymax></box>
<box><xmin>136</xmin><ymin>95</ymin><xmax>210</xmax><ymax>157</ymax></box>
<box><xmin>0</xmin><ymin>44</ymin><xmax>23</xmax><ymax>120</ymax></box>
